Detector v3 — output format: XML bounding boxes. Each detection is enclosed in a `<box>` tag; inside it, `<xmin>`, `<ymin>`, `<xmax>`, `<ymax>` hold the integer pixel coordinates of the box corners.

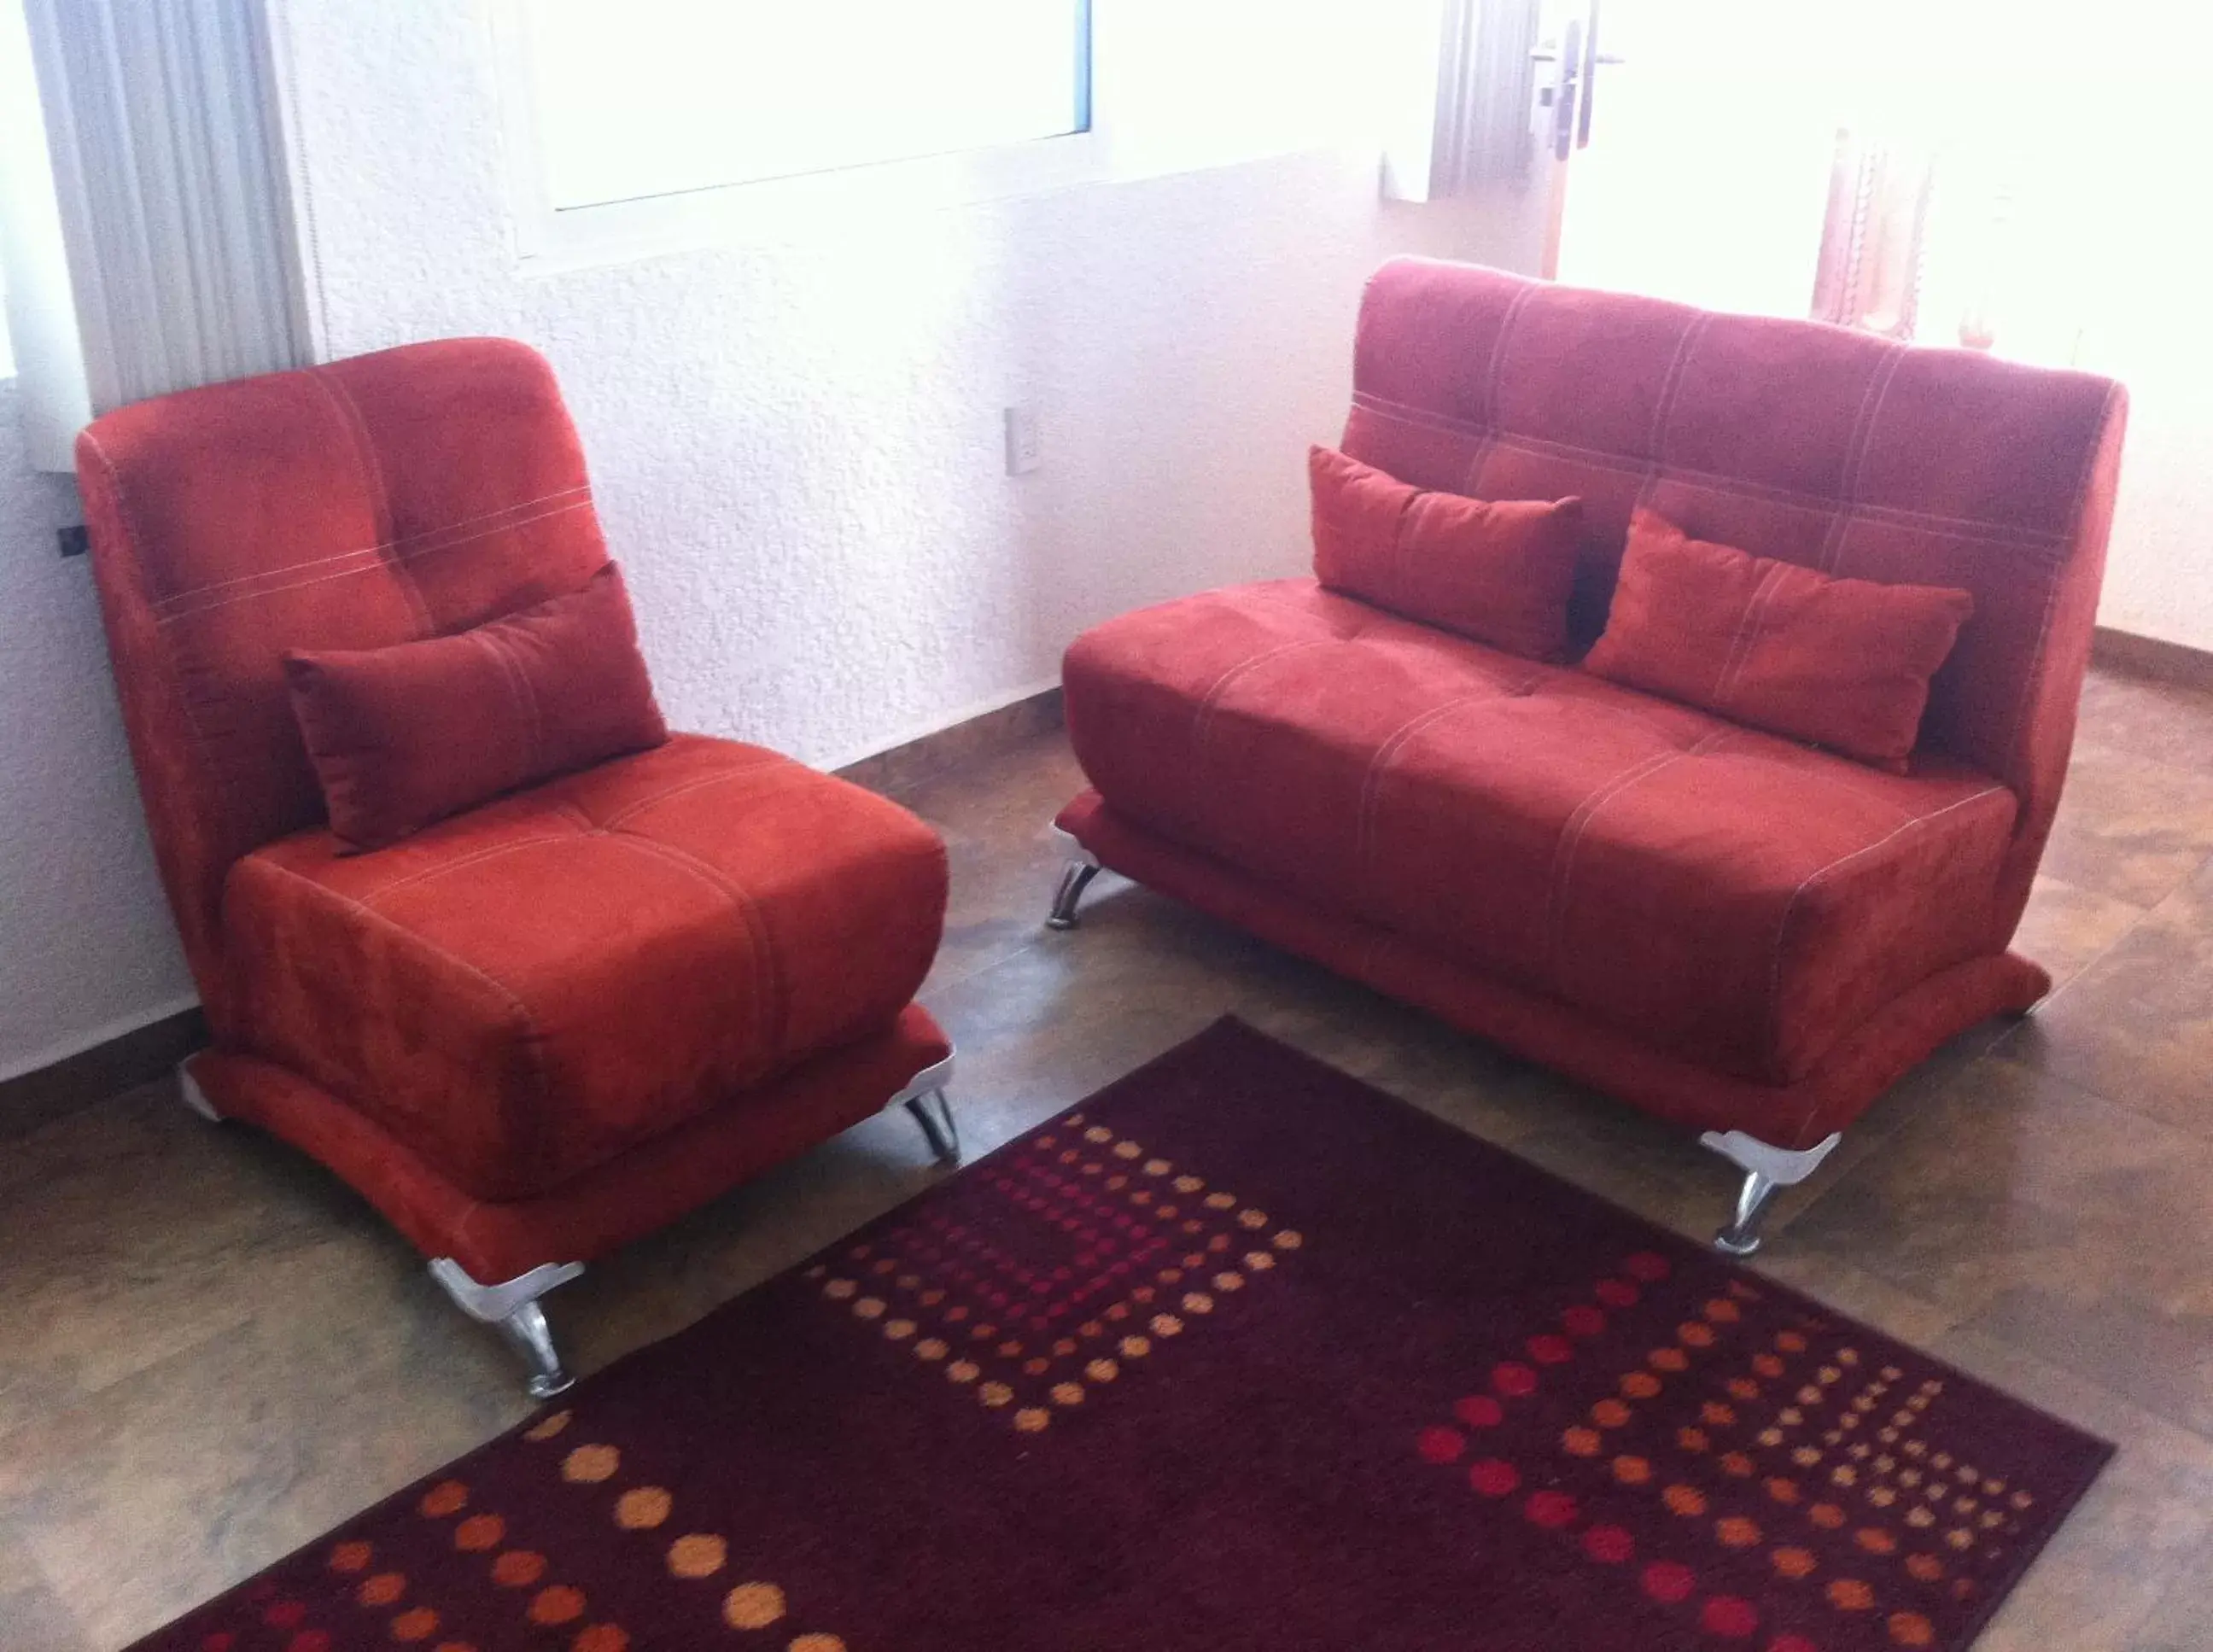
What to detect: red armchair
<box><xmin>1049</xmin><ymin>259</ymin><xmax>2125</xmax><ymax>1252</ymax></box>
<box><xmin>78</xmin><ymin>338</ymin><xmax>958</xmax><ymax>1394</ymax></box>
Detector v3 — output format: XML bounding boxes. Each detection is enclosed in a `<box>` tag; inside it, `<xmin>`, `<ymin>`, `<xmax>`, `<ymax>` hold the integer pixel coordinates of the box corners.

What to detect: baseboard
<box><xmin>0</xmin><ymin>689</ymin><xmax>1069</xmax><ymax>1134</ymax></box>
<box><xmin>2093</xmin><ymin>627</ymin><xmax>2213</xmax><ymax>692</ymax></box>
<box><xmin>834</xmin><ymin>685</ymin><xmax>1065</xmax><ymax>797</ymax></box>
<box><xmin>0</xmin><ymin>1003</ymin><xmax>207</xmax><ymax>1142</ymax></box>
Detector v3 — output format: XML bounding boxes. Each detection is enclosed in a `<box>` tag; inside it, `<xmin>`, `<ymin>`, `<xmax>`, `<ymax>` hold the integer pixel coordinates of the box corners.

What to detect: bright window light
<box><xmin>523</xmin><ymin>0</ymin><xmax>1090</xmax><ymax>212</ymax></box>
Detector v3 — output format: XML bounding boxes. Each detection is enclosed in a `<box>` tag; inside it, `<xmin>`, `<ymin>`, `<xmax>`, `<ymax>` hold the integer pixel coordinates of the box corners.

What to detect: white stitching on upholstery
<box><xmin>1711</xmin><ymin>562</ymin><xmax>1789</xmax><ymax>705</ymax></box>
<box><xmin>476</xmin><ymin>625</ymin><xmax>546</xmax><ymax>787</ymax></box>
<box><xmin>1463</xmin><ymin>283</ymin><xmax>1541</xmax><ymax>492</ymax></box>
<box><xmin>1817</xmin><ymin>344</ymin><xmax>1906</xmax><ymax>574</ymax></box>
<box><xmin>145</xmin><ymin>485</ymin><xmax>592</xmax><ymax>613</ymax></box>
<box><xmin>1352</xmin><ymin>686</ymin><xmax>1536</xmax><ymax>881</ymax></box>
<box><xmin>353</xmin><ymin>833</ymin><xmax>581</xmax><ymax>907</ymax></box>
<box><xmin>595</xmin><ymin>756</ymin><xmax>794</xmax><ymax>832</ymax></box>
<box><xmin>1764</xmin><ymin>785</ymin><xmax>2009</xmax><ymax>1050</ymax></box>
<box><xmin>153</xmin><ymin>499</ymin><xmax>596</xmax><ymax>624</ymax></box>
<box><xmin>1351</xmin><ymin>391</ymin><xmax>2072</xmax><ymax>550</ymax></box>
<box><xmin>1543</xmin><ymin>738</ymin><xmax>1705</xmax><ymax>987</ymax></box>
<box><xmin>1189</xmin><ymin>640</ymin><xmax>1334</xmax><ymax>757</ymax></box>
<box><xmin>1634</xmin><ymin>313</ymin><xmax>1708</xmax><ymax>514</ymax></box>
<box><xmin>308</xmin><ymin>368</ymin><xmax>435</xmax><ymax>636</ymax></box>
<box><xmin>604</xmin><ymin>831</ymin><xmax>785</xmax><ymax>1064</ymax></box>
<box><xmin>247</xmin><ymin>855</ymin><xmax>553</xmax><ymax>1095</ymax></box>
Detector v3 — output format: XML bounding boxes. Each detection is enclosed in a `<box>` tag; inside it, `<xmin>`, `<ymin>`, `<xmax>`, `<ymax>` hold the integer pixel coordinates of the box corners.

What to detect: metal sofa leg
<box><xmin>429</xmin><ymin>1257</ymin><xmax>585</xmax><ymax>1399</ymax></box>
<box><xmin>888</xmin><ymin>1053</ymin><xmax>961</xmax><ymax>1165</ymax></box>
<box><xmin>178</xmin><ymin>1058</ymin><xmax>222</xmax><ymax>1122</ymax></box>
<box><xmin>1045</xmin><ymin>828</ymin><xmax>1102</xmax><ymax>931</ymax></box>
<box><xmin>1698</xmin><ymin>1129</ymin><xmax>1842</xmax><ymax>1258</ymax></box>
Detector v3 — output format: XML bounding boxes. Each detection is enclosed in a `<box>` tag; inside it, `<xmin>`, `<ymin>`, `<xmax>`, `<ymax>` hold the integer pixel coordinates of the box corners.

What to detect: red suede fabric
<box><xmin>1583</xmin><ymin>510</ymin><xmax>1972</xmax><ymax>769</ymax></box>
<box><xmin>224</xmin><ymin>734</ymin><xmax>947</xmax><ymax>1202</ymax></box>
<box><xmin>1058</xmin><ymin>259</ymin><xmax>2121</xmax><ymax>1140</ymax></box>
<box><xmin>183</xmin><ymin>1004</ymin><xmax>952</xmax><ymax>1283</ymax></box>
<box><xmin>79</xmin><ymin>339</ymin><xmax>613</xmax><ymax>1036</ymax></box>
<box><xmin>1057</xmin><ymin>791</ymin><xmax>2047</xmax><ymax>1149</ymax></box>
<box><xmin>1340</xmin><ymin>259</ymin><xmax>2126</xmax><ymax>941</ymax></box>
<box><xmin>1310</xmin><ymin>444</ymin><xmax>1583</xmax><ymax>659</ymax></box>
<box><xmin>286</xmin><ymin>563</ymin><xmax>669</xmax><ymax>849</ymax></box>
<box><xmin>78</xmin><ymin>338</ymin><xmax>954</xmax><ymax>1273</ymax></box>
<box><xmin>1065</xmin><ymin>581</ymin><xmax>2016</xmax><ymax>1086</ymax></box>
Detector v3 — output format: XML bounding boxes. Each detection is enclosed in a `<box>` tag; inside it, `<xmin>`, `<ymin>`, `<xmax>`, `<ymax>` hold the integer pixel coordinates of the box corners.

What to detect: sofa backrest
<box><xmin>77</xmin><ymin>338</ymin><xmax>611</xmax><ymax>1030</ymax></box>
<box><xmin>1344</xmin><ymin>259</ymin><xmax>2127</xmax><ymax>936</ymax></box>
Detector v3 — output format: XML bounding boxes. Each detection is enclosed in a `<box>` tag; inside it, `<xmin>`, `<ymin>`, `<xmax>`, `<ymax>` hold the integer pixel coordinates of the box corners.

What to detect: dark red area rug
<box><xmin>142</xmin><ymin>1019</ymin><xmax>2109</xmax><ymax>1652</ymax></box>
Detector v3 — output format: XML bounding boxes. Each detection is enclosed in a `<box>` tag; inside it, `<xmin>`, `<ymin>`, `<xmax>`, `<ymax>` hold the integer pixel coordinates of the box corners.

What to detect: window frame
<box><xmin>492</xmin><ymin>0</ymin><xmax>1111</xmax><ymax>273</ymax></box>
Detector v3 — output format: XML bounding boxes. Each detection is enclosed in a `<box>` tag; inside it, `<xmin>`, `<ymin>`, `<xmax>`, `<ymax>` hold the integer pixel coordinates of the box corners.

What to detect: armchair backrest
<box><xmin>77</xmin><ymin>338</ymin><xmax>611</xmax><ymax>1031</ymax></box>
<box><xmin>1345</xmin><ymin>259</ymin><xmax>2127</xmax><ymax>938</ymax></box>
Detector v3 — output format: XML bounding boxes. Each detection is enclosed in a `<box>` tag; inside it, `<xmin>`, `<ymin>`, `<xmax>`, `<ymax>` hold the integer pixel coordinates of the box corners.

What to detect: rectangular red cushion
<box><xmin>1581</xmin><ymin>510</ymin><xmax>1974</xmax><ymax>769</ymax></box>
<box><xmin>284</xmin><ymin>563</ymin><xmax>668</xmax><ymax>849</ymax></box>
<box><xmin>1309</xmin><ymin>445</ymin><xmax>1584</xmax><ymax>661</ymax></box>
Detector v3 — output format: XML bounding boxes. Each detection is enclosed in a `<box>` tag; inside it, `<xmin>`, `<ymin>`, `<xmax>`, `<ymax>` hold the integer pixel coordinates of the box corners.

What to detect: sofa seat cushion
<box><xmin>223</xmin><ymin>734</ymin><xmax>948</xmax><ymax>1201</ymax></box>
<box><xmin>1063</xmin><ymin>580</ymin><xmax>2018</xmax><ymax>1084</ymax></box>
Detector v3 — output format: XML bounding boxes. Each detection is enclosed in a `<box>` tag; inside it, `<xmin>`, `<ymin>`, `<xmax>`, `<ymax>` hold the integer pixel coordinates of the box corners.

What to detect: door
<box><xmin>1533</xmin><ymin>0</ymin><xmax>1838</xmax><ymax>317</ymax></box>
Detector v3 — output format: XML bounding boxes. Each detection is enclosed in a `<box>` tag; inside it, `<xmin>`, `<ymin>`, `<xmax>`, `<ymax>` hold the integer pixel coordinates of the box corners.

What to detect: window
<box><xmin>519</xmin><ymin>0</ymin><xmax>1090</xmax><ymax>212</ymax></box>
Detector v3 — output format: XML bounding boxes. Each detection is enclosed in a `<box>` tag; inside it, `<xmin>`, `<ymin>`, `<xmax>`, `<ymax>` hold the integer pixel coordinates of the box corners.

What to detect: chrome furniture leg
<box><xmin>1046</xmin><ymin>829</ymin><xmax>1102</xmax><ymax>930</ymax></box>
<box><xmin>1699</xmin><ymin>1129</ymin><xmax>1842</xmax><ymax>1258</ymax></box>
<box><xmin>429</xmin><ymin>1257</ymin><xmax>585</xmax><ymax>1399</ymax></box>
<box><xmin>888</xmin><ymin>1053</ymin><xmax>961</xmax><ymax>1165</ymax></box>
<box><xmin>178</xmin><ymin>1057</ymin><xmax>221</xmax><ymax>1122</ymax></box>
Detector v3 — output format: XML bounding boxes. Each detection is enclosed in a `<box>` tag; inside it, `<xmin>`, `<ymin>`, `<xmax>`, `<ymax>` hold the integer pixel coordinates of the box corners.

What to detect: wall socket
<box><xmin>1003</xmin><ymin>404</ymin><xmax>1042</xmax><ymax>476</ymax></box>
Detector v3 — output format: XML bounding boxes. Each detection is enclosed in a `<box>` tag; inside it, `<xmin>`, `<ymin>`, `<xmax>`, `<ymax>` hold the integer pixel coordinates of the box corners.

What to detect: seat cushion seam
<box><xmin>594</xmin><ymin>757</ymin><xmax>796</xmax><ymax>832</ymax></box>
<box><xmin>348</xmin><ymin>832</ymin><xmax>582</xmax><ymax>907</ymax></box>
<box><xmin>604</xmin><ymin>832</ymin><xmax>787</xmax><ymax>1068</ymax></box>
<box><xmin>1354</xmin><ymin>685</ymin><xmax>1539</xmax><ymax>883</ymax></box>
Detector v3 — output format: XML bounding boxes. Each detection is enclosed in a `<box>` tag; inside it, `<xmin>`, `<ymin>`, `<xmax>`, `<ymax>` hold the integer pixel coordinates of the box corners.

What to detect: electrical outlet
<box><xmin>57</xmin><ymin>525</ymin><xmax>89</xmax><ymax>558</ymax></box>
<box><xmin>1004</xmin><ymin>404</ymin><xmax>1042</xmax><ymax>476</ymax></box>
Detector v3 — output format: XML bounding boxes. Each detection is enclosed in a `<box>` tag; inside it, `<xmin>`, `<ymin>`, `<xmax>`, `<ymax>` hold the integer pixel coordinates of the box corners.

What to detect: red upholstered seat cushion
<box><xmin>1581</xmin><ymin>510</ymin><xmax>1974</xmax><ymax>770</ymax></box>
<box><xmin>285</xmin><ymin>563</ymin><xmax>668</xmax><ymax>850</ymax></box>
<box><xmin>1063</xmin><ymin>580</ymin><xmax>2017</xmax><ymax>1084</ymax></box>
<box><xmin>1309</xmin><ymin>445</ymin><xmax>1584</xmax><ymax>660</ymax></box>
<box><xmin>221</xmin><ymin>734</ymin><xmax>948</xmax><ymax>1201</ymax></box>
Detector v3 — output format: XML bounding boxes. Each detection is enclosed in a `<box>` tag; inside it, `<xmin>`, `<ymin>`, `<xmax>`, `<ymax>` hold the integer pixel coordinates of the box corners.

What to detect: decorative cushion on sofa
<box><xmin>221</xmin><ymin>734</ymin><xmax>949</xmax><ymax>1200</ymax></box>
<box><xmin>284</xmin><ymin>563</ymin><xmax>668</xmax><ymax>850</ymax></box>
<box><xmin>1581</xmin><ymin>510</ymin><xmax>1974</xmax><ymax>770</ymax></box>
<box><xmin>1061</xmin><ymin>579</ymin><xmax>2017</xmax><ymax>1085</ymax></box>
<box><xmin>1309</xmin><ymin>446</ymin><xmax>1585</xmax><ymax>661</ymax></box>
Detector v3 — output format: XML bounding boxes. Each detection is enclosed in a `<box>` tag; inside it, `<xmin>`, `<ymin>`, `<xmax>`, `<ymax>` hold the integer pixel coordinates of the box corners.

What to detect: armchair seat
<box><xmin>225</xmin><ymin>734</ymin><xmax>947</xmax><ymax>1201</ymax></box>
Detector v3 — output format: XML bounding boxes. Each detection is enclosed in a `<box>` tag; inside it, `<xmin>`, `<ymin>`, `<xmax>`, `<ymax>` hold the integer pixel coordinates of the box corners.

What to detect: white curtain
<box><xmin>1428</xmin><ymin>0</ymin><xmax>1543</xmax><ymax>196</ymax></box>
<box><xmin>11</xmin><ymin>0</ymin><xmax>308</xmax><ymax>464</ymax></box>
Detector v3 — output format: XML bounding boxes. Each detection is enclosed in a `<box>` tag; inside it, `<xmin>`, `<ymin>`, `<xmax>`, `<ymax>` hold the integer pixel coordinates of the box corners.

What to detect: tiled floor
<box><xmin>3</xmin><ymin>663</ymin><xmax>2210</xmax><ymax>1651</ymax></box>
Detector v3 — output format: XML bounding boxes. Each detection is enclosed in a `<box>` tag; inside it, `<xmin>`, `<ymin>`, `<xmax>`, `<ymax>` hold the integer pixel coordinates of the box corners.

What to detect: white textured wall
<box><xmin>0</xmin><ymin>3</ymin><xmax>1541</xmax><ymax>1077</ymax></box>
<box><xmin>0</xmin><ymin>378</ymin><xmax>194</xmax><ymax>1080</ymax></box>
<box><xmin>272</xmin><ymin>3</ymin><xmax>1542</xmax><ymax>768</ymax></box>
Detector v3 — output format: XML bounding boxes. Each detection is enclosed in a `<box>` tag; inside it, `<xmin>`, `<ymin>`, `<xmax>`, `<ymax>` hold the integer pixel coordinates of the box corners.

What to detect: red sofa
<box><xmin>79</xmin><ymin>339</ymin><xmax>958</xmax><ymax>1393</ymax></box>
<box><xmin>1049</xmin><ymin>260</ymin><xmax>2126</xmax><ymax>1252</ymax></box>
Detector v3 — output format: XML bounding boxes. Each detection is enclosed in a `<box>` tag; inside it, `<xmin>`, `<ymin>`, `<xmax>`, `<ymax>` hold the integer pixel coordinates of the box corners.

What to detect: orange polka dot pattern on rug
<box><xmin>801</xmin><ymin>1112</ymin><xmax>1305</xmax><ymax>1436</ymax></box>
<box><xmin>1408</xmin><ymin>1247</ymin><xmax>2054</xmax><ymax>1649</ymax></box>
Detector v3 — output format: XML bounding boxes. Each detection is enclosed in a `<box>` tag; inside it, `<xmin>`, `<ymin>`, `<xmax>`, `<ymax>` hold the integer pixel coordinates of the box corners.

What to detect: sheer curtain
<box><xmin>5</xmin><ymin>0</ymin><xmax>308</xmax><ymax>469</ymax></box>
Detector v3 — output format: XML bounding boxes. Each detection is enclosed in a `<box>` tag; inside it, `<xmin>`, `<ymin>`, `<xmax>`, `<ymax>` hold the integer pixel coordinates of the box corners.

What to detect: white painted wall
<box><xmin>0</xmin><ymin>377</ymin><xmax>195</xmax><ymax>1080</ymax></box>
<box><xmin>270</xmin><ymin>4</ymin><xmax>1542</xmax><ymax>770</ymax></box>
<box><xmin>0</xmin><ymin>3</ymin><xmax>1543</xmax><ymax>1079</ymax></box>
